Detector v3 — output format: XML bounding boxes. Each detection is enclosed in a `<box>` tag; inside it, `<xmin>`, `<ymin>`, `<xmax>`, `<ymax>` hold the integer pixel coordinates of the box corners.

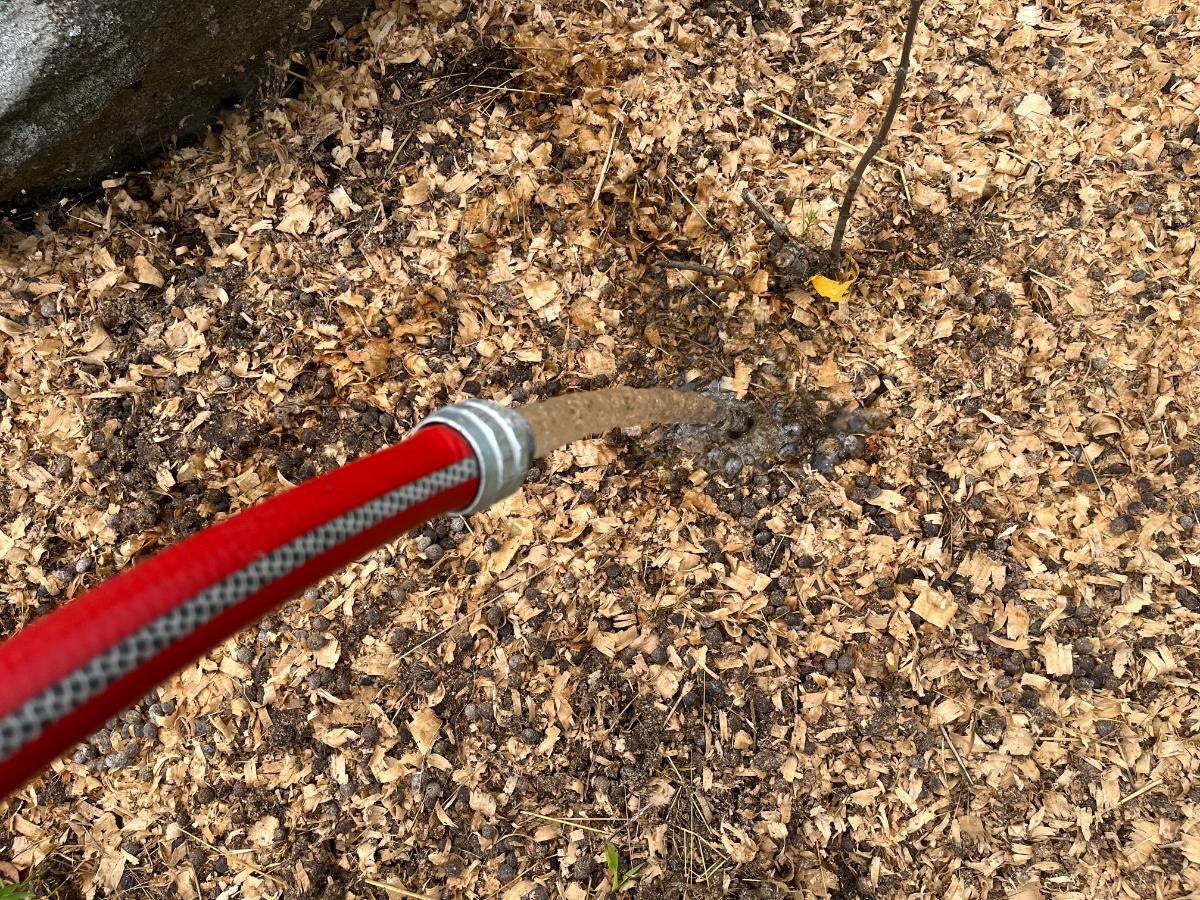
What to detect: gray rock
<box><xmin>0</xmin><ymin>0</ymin><xmax>371</xmax><ymax>200</ymax></box>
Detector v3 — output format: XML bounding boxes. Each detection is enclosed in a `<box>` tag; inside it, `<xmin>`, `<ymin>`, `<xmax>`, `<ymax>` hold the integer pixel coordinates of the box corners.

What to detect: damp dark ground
<box><xmin>666</xmin><ymin>384</ymin><xmax>889</xmax><ymax>480</ymax></box>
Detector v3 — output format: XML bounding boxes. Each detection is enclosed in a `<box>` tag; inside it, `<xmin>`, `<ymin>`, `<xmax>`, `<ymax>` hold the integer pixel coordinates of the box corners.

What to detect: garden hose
<box><xmin>0</xmin><ymin>400</ymin><xmax>534</xmax><ymax>800</ymax></box>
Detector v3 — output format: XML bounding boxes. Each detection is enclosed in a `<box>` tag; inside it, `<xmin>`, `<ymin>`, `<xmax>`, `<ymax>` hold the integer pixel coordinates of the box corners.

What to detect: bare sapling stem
<box><xmin>827</xmin><ymin>0</ymin><xmax>924</xmax><ymax>276</ymax></box>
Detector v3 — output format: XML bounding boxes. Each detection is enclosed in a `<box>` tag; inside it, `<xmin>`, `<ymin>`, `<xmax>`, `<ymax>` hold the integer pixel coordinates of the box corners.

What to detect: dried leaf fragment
<box><xmin>912</xmin><ymin>587</ymin><xmax>958</xmax><ymax>629</ymax></box>
<box><xmin>328</xmin><ymin>185</ymin><xmax>362</xmax><ymax>216</ymax></box>
<box><xmin>1001</xmin><ymin>723</ymin><xmax>1035</xmax><ymax>756</ymax></box>
<box><xmin>523</xmin><ymin>278</ymin><xmax>559</xmax><ymax>313</ymax></box>
<box><xmin>133</xmin><ymin>255</ymin><xmax>164</xmax><ymax>287</ymax></box>
<box><xmin>932</xmin><ymin>697</ymin><xmax>963</xmax><ymax>725</ymax></box>
<box><xmin>1007</xmin><ymin>881</ymin><xmax>1042</xmax><ymax>900</ymax></box>
<box><xmin>276</xmin><ymin>204</ymin><xmax>314</xmax><ymax>235</ymax></box>
<box><xmin>249</xmin><ymin>815</ymin><xmax>280</xmax><ymax>847</ymax></box>
<box><xmin>1015</xmin><ymin>93</ymin><xmax>1052</xmax><ymax>118</ymax></box>
<box><xmin>403</xmin><ymin>177</ymin><xmax>431</xmax><ymax>206</ymax></box>
<box><xmin>655</xmin><ymin>668</ymin><xmax>680</xmax><ymax>700</ymax></box>
<box><xmin>410</xmin><ymin>707</ymin><xmax>442</xmax><ymax>755</ymax></box>
<box><xmin>1088</xmin><ymin>413</ymin><xmax>1123</xmax><ymax>437</ymax></box>
<box><xmin>1043</xmin><ymin>636</ymin><xmax>1073</xmax><ymax>676</ymax></box>
<box><xmin>722</xmin><ymin>359</ymin><xmax>753</xmax><ymax>399</ymax></box>
<box><xmin>154</xmin><ymin>463</ymin><xmax>175</xmax><ymax>492</ymax></box>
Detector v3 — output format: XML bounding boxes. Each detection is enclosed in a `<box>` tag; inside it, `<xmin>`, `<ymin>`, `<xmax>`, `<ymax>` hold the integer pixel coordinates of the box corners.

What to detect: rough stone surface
<box><xmin>0</xmin><ymin>0</ymin><xmax>370</xmax><ymax>201</ymax></box>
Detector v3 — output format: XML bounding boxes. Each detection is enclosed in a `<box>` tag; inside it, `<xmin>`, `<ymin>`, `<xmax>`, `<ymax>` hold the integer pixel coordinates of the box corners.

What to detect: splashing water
<box><xmin>519</xmin><ymin>387</ymin><xmax>725</xmax><ymax>457</ymax></box>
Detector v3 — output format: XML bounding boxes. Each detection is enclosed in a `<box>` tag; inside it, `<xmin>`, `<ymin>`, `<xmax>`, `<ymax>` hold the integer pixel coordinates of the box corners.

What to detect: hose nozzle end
<box><xmin>416</xmin><ymin>400</ymin><xmax>534</xmax><ymax>514</ymax></box>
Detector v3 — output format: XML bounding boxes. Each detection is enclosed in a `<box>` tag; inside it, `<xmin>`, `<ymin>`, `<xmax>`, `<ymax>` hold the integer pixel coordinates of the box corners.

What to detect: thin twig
<box><xmin>759</xmin><ymin>104</ymin><xmax>902</xmax><ymax>171</ymax></box>
<box><xmin>940</xmin><ymin>723</ymin><xmax>975</xmax><ymax>787</ymax></box>
<box><xmin>521</xmin><ymin>811</ymin><xmax>614</xmax><ymax>836</ymax></box>
<box><xmin>828</xmin><ymin>0</ymin><xmax>924</xmax><ymax>274</ymax></box>
<box><xmin>364</xmin><ymin>880</ymin><xmax>435</xmax><ymax>900</ymax></box>
<box><xmin>1116</xmin><ymin>778</ymin><xmax>1163</xmax><ymax>808</ymax></box>
<box><xmin>462</xmin><ymin>83</ymin><xmax>544</xmax><ymax>94</ymax></box>
<box><xmin>1028</xmin><ymin>268</ymin><xmax>1071</xmax><ymax>290</ymax></box>
<box><xmin>661</xmin><ymin>258</ymin><xmax>730</xmax><ymax>278</ymax></box>
<box><xmin>741</xmin><ymin>189</ymin><xmax>801</xmax><ymax>246</ymax></box>
<box><xmin>665</xmin><ymin>173</ymin><xmax>717</xmax><ymax>232</ymax></box>
<box><xmin>900</xmin><ymin>166</ymin><xmax>913</xmax><ymax>206</ymax></box>
<box><xmin>592</xmin><ymin>110</ymin><xmax>624</xmax><ymax>206</ymax></box>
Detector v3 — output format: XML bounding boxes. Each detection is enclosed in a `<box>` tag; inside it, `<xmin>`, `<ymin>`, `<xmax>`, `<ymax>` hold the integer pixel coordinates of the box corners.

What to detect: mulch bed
<box><xmin>1</xmin><ymin>0</ymin><xmax>1198</xmax><ymax>897</ymax></box>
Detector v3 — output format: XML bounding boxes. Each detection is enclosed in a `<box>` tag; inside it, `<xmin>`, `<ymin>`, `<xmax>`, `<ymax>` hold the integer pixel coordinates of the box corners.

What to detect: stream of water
<box><xmin>519</xmin><ymin>387</ymin><xmax>725</xmax><ymax>457</ymax></box>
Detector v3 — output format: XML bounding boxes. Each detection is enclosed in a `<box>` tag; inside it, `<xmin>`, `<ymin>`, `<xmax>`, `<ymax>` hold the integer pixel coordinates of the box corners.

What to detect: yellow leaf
<box><xmin>810</xmin><ymin>257</ymin><xmax>859</xmax><ymax>302</ymax></box>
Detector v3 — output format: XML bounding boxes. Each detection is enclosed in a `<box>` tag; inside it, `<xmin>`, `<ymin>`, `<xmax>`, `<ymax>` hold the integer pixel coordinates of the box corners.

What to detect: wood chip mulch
<box><xmin>1</xmin><ymin>0</ymin><xmax>1199</xmax><ymax>897</ymax></box>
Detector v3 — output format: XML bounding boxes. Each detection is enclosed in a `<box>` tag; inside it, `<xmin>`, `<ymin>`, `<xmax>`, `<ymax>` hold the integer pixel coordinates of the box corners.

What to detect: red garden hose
<box><xmin>0</xmin><ymin>400</ymin><xmax>534</xmax><ymax>801</ymax></box>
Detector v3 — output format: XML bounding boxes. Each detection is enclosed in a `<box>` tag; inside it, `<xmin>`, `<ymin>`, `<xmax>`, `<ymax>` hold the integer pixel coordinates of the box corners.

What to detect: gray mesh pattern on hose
<box><xmin>0</xmin><ymin>458</ymin><xmax>477</xmax><ymax>761</ymax></box>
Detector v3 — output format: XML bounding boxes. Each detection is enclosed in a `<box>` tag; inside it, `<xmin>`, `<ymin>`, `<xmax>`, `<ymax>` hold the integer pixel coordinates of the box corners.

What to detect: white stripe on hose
<box><xmin>0</xmin><ymin>458</ymin><xmax>477</xmax><ymax>762</ymax></box>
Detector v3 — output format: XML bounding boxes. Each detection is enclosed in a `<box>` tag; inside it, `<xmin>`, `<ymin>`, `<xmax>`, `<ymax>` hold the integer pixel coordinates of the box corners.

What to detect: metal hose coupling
<box><xmin>415</xmin><ymin>399</ymin><xmax>535</xmax><ymax>515</ymax></box>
